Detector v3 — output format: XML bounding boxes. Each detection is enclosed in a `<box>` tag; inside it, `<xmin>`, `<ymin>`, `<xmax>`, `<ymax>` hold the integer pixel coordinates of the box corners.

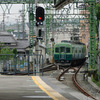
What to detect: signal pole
<box><xmin>2</xmin><ymin>13</ymin><xmax>5</xmax><ymax>31</ymax></box>
<box><xmin>22</xmin><ymin>4</ymin><xmax>25</xmax><ymax>39</ymax></box>
<box><xmin>34</xmin><ymin>0</ymin><xmax>38</xmax><ymax>75</ymax></box>
<box><xmin>35</xmin><ymin>0</ymin><xmax>40</xmax><ymax>75</ymax></box>
<box><xmin>35</xmin><ymin>5</ymin><xmax>44</xmax><ymax>75</ymax></box>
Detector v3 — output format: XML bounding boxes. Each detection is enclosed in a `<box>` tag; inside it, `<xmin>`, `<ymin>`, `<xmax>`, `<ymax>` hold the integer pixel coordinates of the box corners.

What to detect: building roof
<box><xmin>16</xmin><ymin>39</ymin><xmax>29</xmax><ymax>49</ymax></box>
<box><xmin>0</xmin><ymin>32</ymin><xmax>9</xmax><ymax>35</ymax></box>
<box><xmin>10</xmin><ymin>39</ymin><xmax>29</xmax><ymax>52</ymax></box>
<box><xmin>13</xmin><ymin>32</ymin><xmax>28</xmax><ymax>39</ymax></box>
<box><xmin>0</xmin><ymin>32</ymin><xmax>45</xmax><ymax>53</ymax></box>
<box><xmin>0</xmin><ymin>32</ymin><xmax>29</xmax><ymax>53</ymax></box>
<box><xmin>0</xmin><ymin>32</ymin><xmax>16</xmax><ymax>43</ymax></box>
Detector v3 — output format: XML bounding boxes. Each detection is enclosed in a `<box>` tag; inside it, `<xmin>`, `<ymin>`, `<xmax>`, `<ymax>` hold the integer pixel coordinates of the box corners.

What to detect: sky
<box><xmin>0</xmin><ymin>4</ymin><xmax>29</xmax><ymax>25</ymax></box>
<box><xmin>0</xmin><ymin>3</ymin><xmax>82</xmax><ymax>25</ymax></box>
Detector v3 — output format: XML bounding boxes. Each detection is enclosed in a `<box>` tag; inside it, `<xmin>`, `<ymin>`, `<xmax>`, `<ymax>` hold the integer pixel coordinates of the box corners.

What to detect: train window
<box><xmin>72</xmin><ymin>47</ymin><xmax>74</xmax><ymax>53</ymax></box>
<box><xmin>60</xmin><ymin>47</ymin><xmax>65</xmax><ymax>53</ymax></box>
<box><xmin>82</xmin><ymin>48</ymin><xmax>84</xmax><ymax>53</ymax></box>
<box><xmin>55</xmin><ymin>47</ymin><xmax>59</xmax><ymax>53</ymax></box>
<box><xmin>66</xmin><ymin>48</ymin><xmax>70</xmax><ymax>53</ymax></box>
<box><xmin>76</xmin><ymin>50</ymin><xmax>77</xmax><ymax>53</ymax></box>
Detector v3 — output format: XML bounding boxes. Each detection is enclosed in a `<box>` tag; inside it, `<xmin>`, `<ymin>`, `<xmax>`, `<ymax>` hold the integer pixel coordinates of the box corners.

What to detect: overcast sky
<box><xmin>0</xmin><ymin>4</ymin><xmax>29</xmax><ymax>25</ymax></box>
<box><xmin>0</xmin><ymin>3</ymin><xmax>81</xmax><ymax>25</ymax></box>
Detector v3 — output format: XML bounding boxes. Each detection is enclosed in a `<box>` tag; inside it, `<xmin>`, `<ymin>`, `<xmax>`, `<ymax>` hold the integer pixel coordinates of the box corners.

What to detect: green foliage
<box><xmin>12</xmin><ymin>48</ymin><xmax>17</xmax><ymax>55</ymax></box>
<box><xmin>1</xmin><ymin>46</ymin><xmax>13</xmax><ymax>54</ymax></box>
<box><xmin>0</xmin><ymin>42</ymin><xmax>4</xmax><ymax>52</ymax></box>
<box><xmin>91</xmin><ymin>75</ymin><xmax>96</xmax><ymax>82</ymax></box>
<box><xmin>0</xmin><ymin>46</ymin><xmax>14</xmax><ymax>60</ymax></box>
<box><xmin>96</xmin><ymin>80</ymin><xmax>100</xmax><ymax>87</ymax></box>
<box><xmin>95</xmin><ymin>71</ymin><xmax>99</xmax><ymax>81</ymax></box>
<box><xmin>96</xmin><ymin>4</ymin><xmax>100</xmax><ymax>20</ymax></box>
<box><xmin>96</xmin><ymin>40</ymin><xmax>98</xmax><ymax>49</ymax></box>
<box><xmin>91</xmin><ymin>72</ymin><xmax>100</xmax><ymax>87</ymax></box>
<box><xmin>7</xmin><ymin>29</ymin><xmax>14</xmax><ymax>33</ymax></box>
<box><xmin>96</xmin><ymin>4</ymin><xmax>100</xmax><ymax>35</ymax></box>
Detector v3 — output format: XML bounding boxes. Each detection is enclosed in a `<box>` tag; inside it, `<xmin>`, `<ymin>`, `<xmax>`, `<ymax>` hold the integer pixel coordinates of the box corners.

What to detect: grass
<box><xmin>91</xmin><ymin>75</ymin><xmax>100</xmax><ymax>87</ymax></box>
<box><xmin>96</xmin><ymin>80</ymin><xmax>100</xmax><ymax>87</ymax></box>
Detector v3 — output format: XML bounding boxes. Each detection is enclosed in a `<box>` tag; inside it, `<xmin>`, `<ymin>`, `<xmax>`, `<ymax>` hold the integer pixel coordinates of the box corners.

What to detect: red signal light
<box><xmin>36</xmin><ymin>7</ymin><xmax>44</xmax><ymax>22</ymax></box>
<box><xmin>39</xmin><ymin>17</ymin><xmax>42</xmax><ymax>20</ymax></box>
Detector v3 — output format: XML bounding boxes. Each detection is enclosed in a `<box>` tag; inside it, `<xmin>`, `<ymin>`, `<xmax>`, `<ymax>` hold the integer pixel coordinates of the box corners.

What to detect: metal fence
<box><xmin>0</xmin><ymin>54</ymin><xmax>44</xmax><ymax>75</ymax></box>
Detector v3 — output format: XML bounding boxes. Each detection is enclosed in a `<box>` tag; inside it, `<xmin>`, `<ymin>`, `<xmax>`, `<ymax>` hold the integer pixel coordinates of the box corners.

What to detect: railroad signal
<box><xmin>36</xmin><ymin>7</ymin><xmax>45</xmax><ymax>23</ymax></box>
<box><xmin>38</xmin><ymin>29</ymin><xmax>42</xmax><ymax>37</ymax></box>
<box><xmin>29</xmin><ymin>43</ymin><xmax>33</xmax><ymax>48</ymax></box>
<box><xmin>50</xmin><ymin>38</ymin><xmax>54</xmax><ymax>42</ymax></box>
<box><xmin>37</xmin><ymin>29</ymin><xmax>43</xmax><ymax>40</ymax></box>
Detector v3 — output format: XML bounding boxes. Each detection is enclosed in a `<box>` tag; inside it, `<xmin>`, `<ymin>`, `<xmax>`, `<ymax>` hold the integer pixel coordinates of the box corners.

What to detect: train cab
<box><xmin>54</xmin><ymin>41</ymin><xmax>86</xmax><ymax>67</ymax></box>
<box><xmin>54</xmin><ymin>43</ymin><xmax>72</xmax><ymax>65</ymax></box>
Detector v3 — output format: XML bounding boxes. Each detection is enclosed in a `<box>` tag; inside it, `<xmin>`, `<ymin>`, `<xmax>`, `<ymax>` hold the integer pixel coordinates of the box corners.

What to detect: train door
<box><xmin>60</xmin><ymin>47</ymin><xmax>66</xmax><ymax>62</ymax></box>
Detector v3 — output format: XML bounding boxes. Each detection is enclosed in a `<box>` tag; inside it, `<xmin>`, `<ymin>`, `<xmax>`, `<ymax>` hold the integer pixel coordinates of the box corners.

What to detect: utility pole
<box><xmin>22</xmin><ymin>4</ymin><xmax>25</xmax><ymax>39</ymax></box>
<box><xmin>16</xmin><ymin>19</ymin><xmax>20</xmax><ymax>39</ymax></box>
<box><xmin>51</xmin><ymin>14</ymin><xmax>54</xmax><ymax>63</ymax></box>
<box><xmin>2</xmin><ymin>13</ymin><xmax>5</xmax><ymax>31</ymax></box>
<box><xmin>20</xmin><ymin>4</ymin><xmax>26</xmax><ymax>39</ymax></box>
<box><xmin>35</xmin><ymin>0</ymin><xmax>39</xmax><ymax>75</ymax></box>
<box><xmin>98</xmin><ymin>20</ymin><xmax>100</xmax><ymax>79</ymax></box>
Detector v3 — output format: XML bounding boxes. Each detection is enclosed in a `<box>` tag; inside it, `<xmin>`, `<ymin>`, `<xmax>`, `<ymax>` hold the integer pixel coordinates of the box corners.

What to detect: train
<box><xmin>54</xmin><ymin>40</ymin><xmax>86</xmax><ymax>66</ymax></box>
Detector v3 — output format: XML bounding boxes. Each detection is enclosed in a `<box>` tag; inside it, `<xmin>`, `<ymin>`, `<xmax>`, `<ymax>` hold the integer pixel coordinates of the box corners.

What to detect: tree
<box><xmin>1</xmin><ymin>46</ymin><xmax>14</xmax><ymax>55</ymax></box>
<box><xmin>0</xmin><ymin>42</ymin><xmax>4</xmax><ymax>53</ymax></box>
<box><xmin>96</xmin><ymin>4</ymin><xmax>100</xmax><ymax>80</ymax></box>
<box><xmin>0</xmin><ymin>47</ymin><xmax>14</xmax><ymax>71</ymax></box>
<box><xmin>96</xmin><ymin>4</ymin><xmax>100</xmax><ymax>20</ymax></box>
<box><xmin>7</xmin><ymin>29</ymin><xmax>14</xmax><ymax>33</ymax></box>
<box><xmin>0</xmin><ymin>46</ymin><xmax>14</xmax><ymax>60</ymax></box>
<box><xmin>96</xmin><ymin>4</ymin><xmax>100</xmax><ymax>35</ymax></box>
<box><xmin>12</xmin><ymin>48</ymin><xmax>17</xmax><ymax>55</ymax></box>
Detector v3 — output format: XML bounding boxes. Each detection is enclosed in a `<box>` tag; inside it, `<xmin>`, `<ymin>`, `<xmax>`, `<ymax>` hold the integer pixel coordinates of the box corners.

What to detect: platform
<box><xmin>0</xmin><ymin>75</ymin><xmax>93</xmax><ymax>100</ymax></box>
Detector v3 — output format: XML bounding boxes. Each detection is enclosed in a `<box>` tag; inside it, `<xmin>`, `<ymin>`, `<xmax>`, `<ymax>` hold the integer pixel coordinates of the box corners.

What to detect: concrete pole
<box><xmin>98</xmin><ymin>20</ymin><xmax>100</xmax><ymax>79</ymax></box>
<box><xmin>35</xmin><ymin>0</ymin><xmax>40</xmax><ymax>75</ymax></box>
<box><xmin>51</xmin><ymin>14</ymin><xmax>54</xmax><ymax>63</ymax></box>
<box><xmin>16</xmin><ymin>19</ymin><xmax>20</xmax><ymax>39</ymax></box>
<box><xmin>22</xmin><ymin>4</ymin><xmax>25</xmax><ymax>39</ymax></box>
<box><xmin>2</xmin><ymin>13</ymin><xmax>5</xmax><ymax>31</ymax></box>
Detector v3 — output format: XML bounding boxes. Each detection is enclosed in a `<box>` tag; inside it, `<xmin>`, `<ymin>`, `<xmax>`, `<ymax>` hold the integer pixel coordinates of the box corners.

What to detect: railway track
<box><xmin>40</xmin><ymin>64</ymin><xmax>57</xmax><ymax>72</ymax></box>
<box><xmin>41</xmin><ymin>63</ymin><xmax>66</xmax><ymax>72</ymax></box>
<box><xmin>57</xmin><ymin>67</ymin><xmax>76</xmax><ymax>81</ymax></box>
<box><xmin>57</xmin><ymin>65</ymin><xmax>97</xmax><ymax>100</ymax></box>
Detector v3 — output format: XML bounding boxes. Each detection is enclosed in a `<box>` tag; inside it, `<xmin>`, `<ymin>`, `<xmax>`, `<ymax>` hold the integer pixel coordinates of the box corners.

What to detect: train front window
<box><xmin>60</xmin><ymin>47</ymin><xmax>65</xmax><ymax>53</ymax></box>
<box><xmin>55</xmin><ymin>47</ymin><xmax>59</xmax><ymax>53</ymax></box>
<box><xmin>66</xmin><ymin>48</ymin><xmax>70</xmax><ymax>53</ymax></box>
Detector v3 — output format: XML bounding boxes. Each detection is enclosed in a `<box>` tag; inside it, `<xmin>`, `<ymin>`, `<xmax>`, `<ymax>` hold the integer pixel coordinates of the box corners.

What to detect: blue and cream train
<box><xmin>54</xmin><ymin>40</ymin><xmax>86</xmax><ymax>66</ymax></box>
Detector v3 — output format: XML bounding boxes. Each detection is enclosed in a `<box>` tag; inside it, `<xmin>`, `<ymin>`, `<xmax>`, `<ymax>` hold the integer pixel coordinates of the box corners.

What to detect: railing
<box><xmin>0</xmin><ymin>54</ymin><xmax>44</xmax><ymax>75</ymax></box>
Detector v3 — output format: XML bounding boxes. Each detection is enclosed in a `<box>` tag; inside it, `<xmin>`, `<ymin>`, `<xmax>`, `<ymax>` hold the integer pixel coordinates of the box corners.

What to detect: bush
<box><xmin>97</xmin><ymin>80</ymin><xmax>100</xmax><ymax>87</ymax></box>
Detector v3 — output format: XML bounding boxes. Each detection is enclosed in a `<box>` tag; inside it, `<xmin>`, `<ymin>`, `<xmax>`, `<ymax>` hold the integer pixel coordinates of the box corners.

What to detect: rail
<box><xmin>72</xmin><ymin>66</ymin><xmax>97</xmax><ymax>100</ymax></box>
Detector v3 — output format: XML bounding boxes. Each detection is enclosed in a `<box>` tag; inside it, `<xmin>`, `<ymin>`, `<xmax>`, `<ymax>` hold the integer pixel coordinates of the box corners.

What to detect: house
<box><xmin>0</xmin><ymin>32</ymin><xmax>29</xmax><ymax>54</ymax></box>
<box><xmin>0</xmin><ymin>32</ymin><xmax>17</xmax><ymax>46</ymax></box>
<box><xmin>0</xmin><ymin>32</ymin><xmax>46</xmax><ymax>56</ymax></box>
<box><xmin>10</xmin><ymin>39</ymin><xmax>29</xmax><ymax>54</ymax></box>
<box><xmin>12</xmin><ymin>32</ymin><xmax>28</xmax><ymax>39</ymax></box>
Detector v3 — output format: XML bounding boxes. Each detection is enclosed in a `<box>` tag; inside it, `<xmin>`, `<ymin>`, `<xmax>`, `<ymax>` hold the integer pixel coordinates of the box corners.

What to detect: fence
<box><xmin>0</xmin><ymin>54</ymin><xmax>44</xmax><ymax>75</ymax></box>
